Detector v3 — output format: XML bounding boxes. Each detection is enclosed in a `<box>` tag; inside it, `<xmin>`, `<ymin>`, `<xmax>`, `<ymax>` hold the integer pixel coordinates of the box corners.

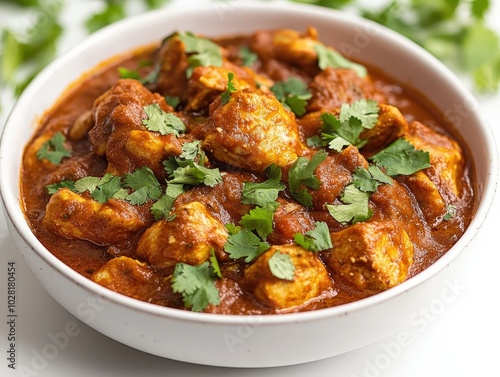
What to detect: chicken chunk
<box><xmin>42</xmin><ymin>188</ymin><xmax>153</xmax><ymax>245</ymax></box>
<box><xmin>307</xmin><ymin>68</ymin><xmax>386</xmax><ymax>112</ymax></box>
<box><xmin>306</xmin><ymin>145</ymin><xmax>369</xmax><ymax>211</ymax></box>
<box><xmin>124</xmin><ymin>130</ymin><xmax>183</xmax><ymax>178</ymax></box>
<box><xmin>400</xmin><ymin>171</ymin><xmax>447</xmax><ymax>226</ymax></box>
<box><xmin>186</xmin><ymin>64</ymin><xmax>270</xmax><ymax>113</ymax></box>
<box><xmin>88</xmin><ymin>79</ymin><xmax>177</xmax><ymax>175</ymax></box>
<box><xmin>327</xmin><ymin>221</ymin><xmax>414</xmax><ymax>291</ymax></box>
<box><xmin>405</xmin><ymin>121</ymin><xmax>465</xmax><ymax>199</ymax></box>
<box><xmin>136</xmin><ymin>201</ymin><xmax>228</xmax><ymax>269</ymax></box>
<box><xmin>92</xmin><ymin>256</ymin><xmax>161</xmax><ymax>301</ymax></box>
<box><xmin>203</xmin><ymin>90</ymin><xmax>305</xmax><ymax>172</ymax></box>
<box><xmin>360</xmin><ymin>104</ymin><xmax>408</xmax><ymax>156</ymax></box>
<box><xmin>244</xmin><ymin>244</ymin><xmax>334</xmax><ymax>310</ymax></box>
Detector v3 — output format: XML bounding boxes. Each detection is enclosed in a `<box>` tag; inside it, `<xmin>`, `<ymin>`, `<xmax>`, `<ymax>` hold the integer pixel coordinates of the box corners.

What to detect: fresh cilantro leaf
<box><xmin>268</xmin><ymin>251</ymin><xmax>295</xmax><ymax>281</ymax></box>
<box><xmin>471</xmin><ymin>0</ymin><xmax>490</xmax><ymax>19</ymax></box>
<box><xmin>241</xmin><ymin>164</ymin><xmax>285</xmax><ymax>207</ymax></box>
<box><xmin>311</xmin><ymin>100</ymin><xmax>380</xmax><ymax>152</ymax></box>
<box><xmin>209</xmin><ymin>249</ymin><xmax>222</xmax><ymax>279</ymax></box>
<box><xmin>221</xmin><ymin>72</ymin><xmax>237</xmax><ymax>105</ymax></box>
<box><xmin>239</xmin><ymin>45</ymin><xmax>258</xmax><ymax>67</ymax></box>
<box><xmin>150</xmin><ymin>192</ymin><xmax>179</xmax><ymax>220</ymax></box>
<box><xmin>123</xmin><ymin>167</ymin><xmax>162</xmax><ymax>205</ymax></box>
<box><xmin>165</xmin><ymin>95</ymin><xmax>180</xmax><ymax>108</ymax></box>
<box><xmin>142</xmin><ymin>103</ymin><xmax>186</xmax><ymax>136</ymax></box>
<box><xmin>74</xmin><ymin>176</ymin><xmax>100</xmax><ymax>194</ymax></box>
<box><xmin>118</xmin><ymin>66</ymin><xmax>141</xmax><ymax>80</ymax></box>
<box><xmin>463</xmin><ymin>22</ymin><xmax>499</xmax><ymax>71</ymax></box>
<box><xmin>177</xmin><ymin>31</ymin><xmax>223</xmax><ymax>77</ymax></box>
<box><xmin>326</xmin><ymin>184</ymin><xmax>372</xmax><ymax>224</ymax></box>
<box><xmin>369</xmin><ymin>138</ymin><xmax>431</xmax><ymax>176</ymax></box>
<box><xmin>36</xmin><ymin>132</ymin><xmax>72</xmax><ymax>165</ymax></box>
<box><xmin>271</xmin><ymin>78</ymin><xmax>312</xmax><ymax>116</ymax></box>
<box><xmin>45</xmin><ymin>180</ymin><xmax>76</xmax><ymax>195</ymax></box>
<box><xmin>85</xmin><ymin>2</ymin><xmax>126</xmax><ymax>33</ymax></box>
<box><xmin>171</xmin><ymin>262</ymin><xmax>220</xmax><ymax>312</ymax></box>
<box><xmin>288</xmin><ymin>150</ymin><xmax>328</xmax><ymax>208</ymax></box>
<box><xmin>239</xmin><ymin>203</ymin><xmax>279</xmax><ymax>241</ymax></box>
<box><xmin>293</xmin><ymin>221</ymin><xmax>332</xmax><ymax>252</ymax></box>
<box><xmin>224</xmin><ymin>226</ymin><xmax>270</xmax><ymax>263</ymax></box>
<box><xmin>89</xmin><ymin>174</ymin><xmax>123</xmax><ymax>203</ymax></box>
<box><xmin>314</xmin><ymin>43</ymin><xmax>367</xmax><ymax>78</ymax></box>
<box><xmin>352</xmin><ymin>166</ymin><xmax>392</xmax><ymax>193</ymax></box>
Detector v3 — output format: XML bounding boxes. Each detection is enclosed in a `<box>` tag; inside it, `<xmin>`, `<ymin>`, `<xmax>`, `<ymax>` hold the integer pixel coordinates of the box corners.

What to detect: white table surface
<box><xmin>1</xmin><ymin>1</ymin><xmax>499</xmax><ymax>376</ymax></box>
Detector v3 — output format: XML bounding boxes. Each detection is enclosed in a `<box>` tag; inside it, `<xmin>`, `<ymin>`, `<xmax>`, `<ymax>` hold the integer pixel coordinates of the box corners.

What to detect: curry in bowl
<box><xmin>20</xmin><ymin>27</ymin><xmax>475</xmax><ymax>315</ymax></box>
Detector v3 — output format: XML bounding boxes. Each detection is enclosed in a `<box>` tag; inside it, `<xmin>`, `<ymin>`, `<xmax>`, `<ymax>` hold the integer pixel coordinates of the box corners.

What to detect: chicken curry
<box><xmin>20</xmin><ymin>27</ymin><xmax>475</xmax><ymax>314</ymax></box>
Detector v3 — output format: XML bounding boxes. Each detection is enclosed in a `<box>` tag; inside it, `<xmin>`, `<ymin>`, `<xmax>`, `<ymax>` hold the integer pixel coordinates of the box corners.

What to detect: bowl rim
<box><xmin>1</xmin><ymin>1</ymin><xmax>498</xmax><ymax>326</ymax></box>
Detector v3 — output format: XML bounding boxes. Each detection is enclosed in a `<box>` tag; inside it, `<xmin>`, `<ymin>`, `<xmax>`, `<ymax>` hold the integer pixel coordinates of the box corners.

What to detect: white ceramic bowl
<box><xmin>0</xmin><ymin>2</ymin><xmax>498</xmax><ymax>368</ymax></box>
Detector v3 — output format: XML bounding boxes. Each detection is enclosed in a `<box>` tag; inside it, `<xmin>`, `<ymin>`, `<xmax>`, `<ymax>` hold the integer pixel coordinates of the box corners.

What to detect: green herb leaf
<box><xmin>443</xmin><ymin>204</ymin><xmax>457</xmax><ymax>221</ymax></box>
<box><xmin>271</xmin><ymin>78</ymin><xmax>312</xmax><ymax>116</ymax></box>
<box><xmin>45</xmin><ymin>180</ymin><xmax>76</xmax><ymax>195</ymax></box>
<box><xmin>177</xmin><ymin>31</ymin><xmax>223</xmax><ymax>77</ymax></box>
<box><xmin>88</xmin><ymin>174</ymin><xmax>124</xmax><ymax>203</ymax></box>
<box><xmin>142</xmin><ymin>103</ymin><xmax>186</xmax><ymax>136</ymax></box>
<box><xmin>369</xmin><ymin>138</ymin><xmax>431</xmax><ymax>176</ymax></box>
<box><xmin>239</xmin><ymin>203</ymin><xmax>279</xmax><ymax>241</ymax></box>
<box><xmin>241</xmin><ymin>164</ymin><xmax>285</xmax><ymax>207</ymax></box>
<box><xmin>288</xmin><ymin>150</ymin><xmax>328</xmax><ymax>208</ymax></box>
<box><xmin>209</xmin><ymin>249</ymin><xmax>222</xmax><ymax>279</ymax></box>
<box><xmin>118</xmin><ymin>66</ymin><xmax>141</xmax><ymax>80</ymax></box>
<box><xmin>310</xmin><ymin>99</ymin><xmax>380</xmax><ymax>152</ymax></box>
<box><xmin>293</xmin><ymin>221</ymin><xmax>332</xmax><ymax>252</ymax></box>
<box><xmin>268</xmin><ymin>250</ymin><xmax>295</xmax><ymax>281</ymax></box>
<box><xmin>165</xmin><ymin>95</ymin><xmax>180</xmax><ymax>108</ymax></box>
<box><xmin>239</xmin><ymin>45</ymin><xmax>258</xmax><ymax>67</ymax></box>
<box><xmin>36</xmin><ymin>132</ymin><xmax>72</xmax><ymax>165</ymax></box>
<box><xmin>85</xmin><ymin>2</ymin><xmax>126</xmax><ymax>33</ymax></box>
<box><xmin>221</xmin><ymin>72</ymin><xmax>237</xmax><ymax>105</ymax></box>
<box><xmin>150</xmin><ymin>190</ymin><xmax>181</xmax><ymax>221</ymax></box>
<box><xmin>171</xmin><ymin>262</ymin><xmax>220</xmax><ymax>312</ymax></box>
<box><xmin>224</xmin><ymin>226</ymin><xmax>270</xmax><ymax>263</ymax></box>
<box><xmin>123</xmin><ymin>166</ymin><xmax>162</xmax><ymax>205</ymax></box>
<box><xmin>326</xmin><ymin>184</ymin><xmax>372</xmax><ymax>224</ymax></box>
<box><xmin>352</xmin><ymin>166</ymin><xmax>392</xmax><ymax>193</ymax></box>
<box><xmin>314</xmin><ymin>43</ymin><xmax>367</xmax><ymax>78</ymax></box>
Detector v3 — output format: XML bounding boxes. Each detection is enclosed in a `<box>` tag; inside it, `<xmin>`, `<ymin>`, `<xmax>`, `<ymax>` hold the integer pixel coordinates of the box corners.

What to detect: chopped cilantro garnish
<box><xmin>123</xmin><ymin>166</ymin><xmax>162</xmax><ymax>205</ymax></box>
<box><xmin>45</xmin><ymin>180</ymin><xmax>76</xmax><ymax>195</ymax></box>
<box><xmin>314</xmin><ymin>43</ymin><xmax>367</xmax><ymax>78</ymax></box>
<box><xmin>142</xmin><ymin>103</ymin><xmax>186</xmax><ymax>136</ymax></box>
<box><xmin>165</xmin><ymin>141</ymin><xmax>222</xmax><ymax>188</ymax></box>
<box><xmin>117</xmin><ymin>66</ymin><xmax>141</xmax><ymax>80</ymax></box>
<box><xmin>239</xmin><ymin>45</ymin><xmax>258</xmax><ymax>67</ymax></box>
<box><xmin>150</xmin><ymin>192</ymin><xmax>179</xmax><ymax>221</ymax></box>
<box><xmin>241</xmin><ymin>164</ymin><xmax>285</xmax><ymax>207</ymax></box>
<box><xmin>176</xmin><ymin>31</ymin><xmax>223</xmax><ymax>78</ymax></box>
<box><xmin>239</xmin><ymin>202</ymin><xmax>279</xmax><ymax>240</ymax></box>
<box><xmin>271</xmin><ymin>78</ymin><xmax>312</xmax><ymax>116</ymax></box>
<box><xmin>352</xmin><ymin>166</ymin><xmax>392</xmax><ymax>193</ymax></box>
<box><xmin>307</xmin><ymin>99</ymin><xmax>380</xmax><ymax>151</ymax></box>
<box><xmin>294</xmin><ymin>221</ymin><xmax>332</xmax><ymax>252</ymax></box>
<box><xmin>36</xmin><ymin>132</ymin><xmax>72</xmax><ymax>165</ymax></box>
<box><xmin>369</xmin><ymin>138</ymin><xmax>431</xmax><ymax>176</ymax></box>
<box><xmin>268</xmin><ymin>250</ymin><xmax>295</xmax><ymax>281</ymax></box>
<box><xmin>171</xmin><ymin>262</ymin><xmax>220</xmax><ymax>312</ymax></box>
<box><xmin>209</xmin><ymin>249</ymin><xmax>222</xmax><ymax>279</ymax></box>
<box><xmin>221</xmin><ymin>72</ymin><xmax>237</xmax><ymax>105</ymax></box>
<box><xmin>224</xmin><ymin>225</ymin><xmax>270</xmax><ymax>263</ymax></box>
<box><xmin>288</xmin><ymin>150</ymin><xmax>328</xmax><ymax>208</ymax></box>
<box><xmin>165</xmin><ymin>95</ymin><xmax>180</xmax><ymax>108</ymax></box>
<box><xmin>326</xmin><ymin>184</ymin><xmax>372</xmax><ymax>224</ymax></box>
<box><xmin>70</xmin><ymin>174</ymin><xmax>125</xmax><ymax>204</ymax></box>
